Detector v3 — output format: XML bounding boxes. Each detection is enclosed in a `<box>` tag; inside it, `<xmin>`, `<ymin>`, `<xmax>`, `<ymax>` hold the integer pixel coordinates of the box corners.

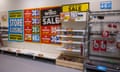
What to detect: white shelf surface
<box><xmin>56</xmin><ymin>29</ymin><xmax>85</xmax><ymax>32</ymax></box>
<box><xmin>57</xmin><ymin>35</ymin><xmax>84</xmax><ymax>38</ymax></box>
<box><xmin>0</xmin><ymin>47</ymin><xmax>59</xmax><ymax>60</ymax></box>
<box><xmin>62</xmin><ymin>21</ymin><xmax>86</xmax><ymax>22</ymax></box>
<box><xmin>0</xmin><ymin>29</ymin><xmax>8</xmax><ymax>31</ymax></box>
<box><xmin>56</xmin><ymin>40</ymin><xmax>84</xmax><ymax>44</ymax></box>
<box><xmin>2</xmin><ymin>38</ymin><xmax>8</xmax><ymax>40</ymax></box>
<box><xmin>57</xmin><ymin>48</ymin><xmax>81</xmax><ymax>52</ymax></box>
<box><xmin>2</xmin><ymin>34</ymin><xmax>8</xmax><ymax>36</ymax></box>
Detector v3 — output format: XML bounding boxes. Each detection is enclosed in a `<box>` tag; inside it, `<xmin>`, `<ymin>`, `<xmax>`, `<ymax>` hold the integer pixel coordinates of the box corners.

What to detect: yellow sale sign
<box><xmin>62</xmin><ymin>3</ymin><xmax>89</xmax><ymax>12</ymax></box>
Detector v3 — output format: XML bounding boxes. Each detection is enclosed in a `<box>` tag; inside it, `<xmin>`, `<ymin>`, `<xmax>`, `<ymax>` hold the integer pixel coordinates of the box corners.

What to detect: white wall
<box><xmin>1</xmin><ymin>0</ymin><xmax>120</xmax><ymax>11</ymax></box>
<box><xmin>0</xmin><ymin>0</ymin><xmax>9</xmax><ymax>11</ymax></box>
<box><xmin>0</xmin><ymin>0</ymin><xmax>63</xmax><ymax>11</ymax></box>
<box><xmin>0</xmin><ymin>0</ymin><xmax>112</xmax><ymax>11</ymax></box>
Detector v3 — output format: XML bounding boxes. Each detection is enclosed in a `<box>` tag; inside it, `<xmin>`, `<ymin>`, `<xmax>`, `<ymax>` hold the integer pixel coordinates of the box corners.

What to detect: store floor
<box><xmin>0</xmin><ymin>54</ymin><xmax>81</xmax><ymax>72</ymax></box>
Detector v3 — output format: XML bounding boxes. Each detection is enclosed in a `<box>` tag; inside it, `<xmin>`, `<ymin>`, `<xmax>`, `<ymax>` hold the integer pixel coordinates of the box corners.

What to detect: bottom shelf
<box><xmin>56</xmin><ymin>54</ymin><xmax>84</xmax><ymax>70</ymax></box>
<box><xmin>0</xmin><ymin>47</ymin><xmax>60</xmax><ymax>60</ymax></box>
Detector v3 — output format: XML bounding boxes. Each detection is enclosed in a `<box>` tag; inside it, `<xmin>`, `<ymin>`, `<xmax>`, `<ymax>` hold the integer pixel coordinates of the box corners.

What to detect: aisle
<box><xmin>0</xmin><ymin>54</ymin><xmax>81</xmax><ymax>72</ymax></box>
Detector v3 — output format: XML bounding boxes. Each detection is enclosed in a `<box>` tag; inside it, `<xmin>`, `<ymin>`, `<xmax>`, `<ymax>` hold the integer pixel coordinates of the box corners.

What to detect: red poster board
<box><xmin>24</xmin><ymin>8</ymin><xmax>41</xmax><ymax>42</ymax></box>
<box><xmin>24</xmin><ymin>9</ymin><xmax>32</xmax><ymax>42</ymax></box>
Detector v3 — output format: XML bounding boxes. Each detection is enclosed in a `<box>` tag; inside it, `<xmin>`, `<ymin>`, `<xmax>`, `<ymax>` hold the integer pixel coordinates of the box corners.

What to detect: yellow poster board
<box><xmin>81</xmin><ymin>3</ymin><xmax>89</xmax><ymax>12</ymax></box>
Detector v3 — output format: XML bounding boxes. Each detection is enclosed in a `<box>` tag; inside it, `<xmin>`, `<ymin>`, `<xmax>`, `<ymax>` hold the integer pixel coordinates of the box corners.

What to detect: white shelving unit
<box><xmin>55</xmin><ymin>3</ymin><xmax>89</xmax><ymax>70</ymax></box>
<box><xmin>0</xmin><ymin>27</ymin><xmax>8</xmax><ymax>41</ymax></box>
<box><xmin>0</xmin><ymin>29</ymin><xmax>8</xmax><ymax>31</ymax></box>
<box><xmin>56</xmin><ymin>12</ymin><xmax>87</xmax><ymax>56</ymax></box>
<box><xmin>56</xmin><ymin>12</ymin><xmax>88</xmax><ymax>70</ymax></box>
<box><xmin>85</xmin><ymin>10</ymin><xmax>120</xmax><ymax>72</ymax></box>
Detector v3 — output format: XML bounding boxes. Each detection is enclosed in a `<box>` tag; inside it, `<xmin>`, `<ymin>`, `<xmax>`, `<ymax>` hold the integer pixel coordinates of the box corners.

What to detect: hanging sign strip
<box><xmin>62</xmin><ymin>3</ymin><xmax>89</xmax><ymax>12</ymax></box>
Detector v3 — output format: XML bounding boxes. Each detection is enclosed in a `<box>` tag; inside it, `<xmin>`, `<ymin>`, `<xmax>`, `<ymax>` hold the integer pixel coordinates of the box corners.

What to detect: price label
<box><xmin>92</xmin><ymin>40</ymin><xmax>107</xmax><ymax>52</ymax></box>
<box><xmin>81</xmin><ymin>3</ymin><xmax>89</xmax><ymax>12</ymax></box>
<box><xmin>92</xmin><ymin>40</ymin><xmax>100</xmax><ymax>51</ymax></box>
<box><xmin>66</xmin><ymin>28</ymin><xmax>72</xmax><ymax>32</ymax></box>
<box><xmin>64</xmin><ymin>15</ymin><xmax>70</xmax><ymax>21</ymax></box>
<box><xmin>32</xmin><ymin>18</ymin><xmax>36</xmax><ymax>24</ymax></box>
<box><xmin>100</xmin><ymin>40</ymin><xmax>107</xmax><ymax>52</ymax></box>
<box><xmin>32</xmin><ymin>34</ymin><xmax>40</xmax><ymax>42</ymax></box>
<box><xmin>117</xmin><ymin>42</ymin><xmax>120</xmax><ymax>49</ymax></box>
<box><xmin>68</xmin><ymin>40</ymin><xmax>73</xmax><ymax>43</ymax></box>
<box><xmin>16</xmin><ymin>50</ymin><xmax>21</xmax><ymax>53</ymax></box>
<box><xmin>102</xmin><ymin>31</ymin><xmax>109</xmax><ymax>38</ymax></box>
<box><xmin>38</xmin><ymin>54</ymin><xmax>44</xmax><ymax>57</ymax></box>
<box><xmin>97</xmin><ymin>65</ymin><xmax>107</xmax><ymax>71</ymax></box>
<box><xmin>8</xmin><ymin>49</ymin><xmax>11</xmax><ymax>52</ymax></box>
<box><xmin>67</xmin><ymin>48</ymin><xmax>72</xmax><ymax>51</ymax></box>
<box><xmin>62</xmin><ymin>6</ymin><xmax>69</xmax><ymax>12</ymax></box>
<box><xmin>32</xmin><ymin>26</ymin><xmax>39</xmax><ymax>33</ymax></box>
<box><xmin>32</xmin><ymin>10</ymin><xmax>36</xmax><ymax>16</ymax></box>
<box><xmin>100</xmin><ymin>1</ymin><xmax>112</xmax><ymax>9</ymax></box>
<box><xmin>60</xmin><ymin>13</ymin><xmax>65</xmax><ymax>20</ymax></box>
<box><xmin>67</xmin><ymin>34</ymin><xmax>72</xmax><ymax>37</ymax></box>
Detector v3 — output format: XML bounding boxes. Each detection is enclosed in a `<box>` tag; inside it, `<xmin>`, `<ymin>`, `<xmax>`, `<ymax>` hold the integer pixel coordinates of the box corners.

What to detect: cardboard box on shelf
<box><xmin>56</xmin><ymin>54</ymin><xmax>84</xmax><ymax>70</ymax></box>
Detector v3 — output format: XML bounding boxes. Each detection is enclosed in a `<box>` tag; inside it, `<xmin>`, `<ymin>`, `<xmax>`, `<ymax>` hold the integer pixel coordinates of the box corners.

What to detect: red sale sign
<box><xmin>92</xmin><ymin>40</ymin><xmax>107</xmax><ymax>52</ymax></box>
<box><xmin>117</xmin><ymin>42</ymin><xmax>120</xmax><ymax>49</ymax></box>
<box><xmin>92</xmin><ymin>40</ymin><xmax>101</xmax><ymax>51</ymax></box>
<box><xmin>24</xmin><ymin>8</ymin><xmax>41</xmax><ymax>42</ymax></box>
<box><xmin>100</xmin><ymin>40</ymin><xmax>107</xmax><ymax>52</ymax></box>
<box><xmin>24</xmin><ymin>9</ymin><xmax>32</xmax><ymax>42</ymax></box>
<box><xmin>102</xmin><ymin>31</ymin><xmax>109</xmax><ymax>38</ymax></box>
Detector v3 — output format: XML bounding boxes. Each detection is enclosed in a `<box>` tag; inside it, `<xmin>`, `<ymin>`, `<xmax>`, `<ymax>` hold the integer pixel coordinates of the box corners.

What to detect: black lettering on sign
<box><xmin>10</xmin><ymin>36</ymin><xmax>16</xmax><ymax>40</ymax></box>
<box><xmin>17</xmin><ymin>37</ymin><xmax>22</xmax><ymax>40</ymax></box>
<box><xmin>69</xmin><ymin>4</ymin><xmax>81</xmax><ymax>12</ymax></box>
